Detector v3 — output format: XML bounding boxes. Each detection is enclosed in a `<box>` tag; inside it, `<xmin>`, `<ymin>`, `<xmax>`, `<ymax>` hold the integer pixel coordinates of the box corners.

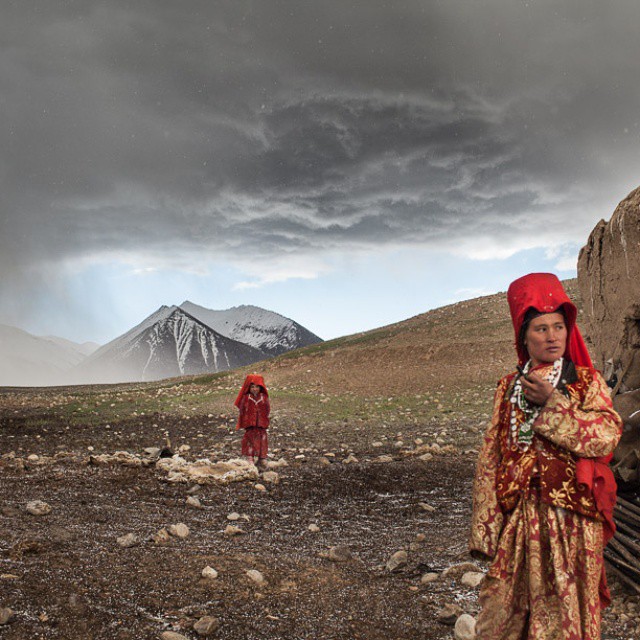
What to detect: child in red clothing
<box><xmin>234</xmin><ymin>374</ymin><xmax>270</xmax><ymax>468</ymax></box>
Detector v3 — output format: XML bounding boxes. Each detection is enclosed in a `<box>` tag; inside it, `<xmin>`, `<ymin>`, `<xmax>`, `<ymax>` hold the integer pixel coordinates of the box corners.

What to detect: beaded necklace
<box><xmin>509</xmin><ymin>357</ymin><xmax>563</xmax><ymax>450</ymax></box>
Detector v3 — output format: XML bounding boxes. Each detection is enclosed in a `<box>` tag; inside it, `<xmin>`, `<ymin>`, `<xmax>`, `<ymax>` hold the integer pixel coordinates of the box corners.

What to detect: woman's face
<box><xmin>524</xmin><ymin>312</ymin><xmax>567</xmax><ymax>366</ymax></box>
<box><xmin>249</xmin><ymin>383</ymin><xmax>261</xmax><ymax>396</ymax></box>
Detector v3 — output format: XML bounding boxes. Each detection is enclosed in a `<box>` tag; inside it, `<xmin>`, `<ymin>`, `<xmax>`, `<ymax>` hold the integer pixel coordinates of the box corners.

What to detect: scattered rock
<box><xmin>168</xmin><ymin>523</ymin><xmax>190</xmax><ymax>539</ymax></box>
<box><xmin>186</xmin><ymin>496</ymin><xmax>203</xmax><ymax>509</ymax></box>
<box><xmin>308</xmin><ymin>523</ymin><xmax>320</xmax><ymax>533</ymax></box>
<box><xmin>246</xmin><ymin>569</ymin><xmax>265</xmax><ymax>585</ymax></box>
<box><xmin>442</xmin><ymin>563</ymin><xmax>481</xmax><ymax>579</ymax></box>
<box><xmin>376</xmin><ymin>455</ymin><xmax>394</xmax><ymax>463</ymax></box>
<box><xmin>0</xmin><ymin>608</ymin><xmax>14</xmax><ymax>625</ymax></box>
<box><xmin>343</xmin><ymin>454</ymin><xmax>358</xmax><ymax>464</ymax></box>
<box><xmin>153</xmin><ymin>528</ymin><xmax>171</xmax><ymax>545</ymax></box>
<box><xmin>193</xmin><ymin>616</ymin><xmax>220</xmax><ymax>636</ymax></box>
<box><xmin>386</xmin><ymin>550</ymin><xmax>408</xmax><ymax>572</ymax></box>
<box><xmin>160</xmin><ymin>632</ymin><xmax>189</xmax><ymax>640</ymax></box>
<box><xmin>461</xmin><ymin>571</ymin><xmax>484</xmax><ymax>588</ymax></box>
<box><xmin>436</xmin><ymin>603</ymin><xmax>465</xmax><ymax>625</ymax></box>
<box><xmin>265</xmin><ymin>458</ymin><xmax>288</xmax><ymax>469</ymax></box>
<box><xmin>421</xmin><ymin>572</ymin><xmax>439</xmax><ymax>584</ymax></box>
<box><xmin>117</xmin><ymin>533</ymin><xmax>139</xmax><ymax>548</ymax></box>
<box><xmin>254</xmin><ymin>484</ymin><xmax>267</xmax><ymax>492</ymax></box>
<box><xmin>454</xmin><ymin>613</ymin><xmax>477</xmax><ymax>640</ymax></box>
<box><xmin>25</xmin><ymin>500</ymin><xmax>51</xmax><ymax>516</ymax></box>
<box><xmin>224</xmin><ymin>525</ymin><xmax>245</xmax><ymax>536</ymax></box>
<box><xmin>202</xmin><ymin>566</ymin><xmax>218</xmax><ymax>580</ymax></box>
<box><xmin>418</xmin><ymin>502</ymin><xmax>436</xmax><ymax>512</ymax></box>
<box><xmin>261</xmin><ymin>471</ymin><xmax>279</xmax><ymax>484</ymax></box>
<box><xmin>227</xmin><ymin>512</ymin><xmax>241</xmax><ymax>521</ymax></box>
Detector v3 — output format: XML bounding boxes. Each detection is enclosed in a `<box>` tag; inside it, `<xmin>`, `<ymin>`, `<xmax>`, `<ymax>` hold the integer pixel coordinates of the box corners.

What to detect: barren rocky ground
<box><xmin>1</xmin><ymin>283</ymin><xmax>638</xmax><ymax>639</ymax></box>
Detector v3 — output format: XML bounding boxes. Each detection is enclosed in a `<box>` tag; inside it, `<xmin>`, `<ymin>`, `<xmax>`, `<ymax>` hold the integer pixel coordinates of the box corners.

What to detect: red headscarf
<box><xmin>234</xmin><ymin>374</ymin><xmax>268</xmax><ymax>408</ymax></box>
<box><xmin>507</xmin><ymin>273</ymin><xmax>617</xmax><ymax>607</ymax></box>
<box><xmin>507</xmin><ymin>272</ymin><xmax>592</xmax><ymax>368</ymax></box>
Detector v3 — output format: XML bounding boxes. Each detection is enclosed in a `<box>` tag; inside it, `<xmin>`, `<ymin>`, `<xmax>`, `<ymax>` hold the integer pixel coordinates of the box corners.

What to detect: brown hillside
<box><xmin>252</xmin><ymin>278</ymin><xmax>582</xmax><ymax>396</ymax></box>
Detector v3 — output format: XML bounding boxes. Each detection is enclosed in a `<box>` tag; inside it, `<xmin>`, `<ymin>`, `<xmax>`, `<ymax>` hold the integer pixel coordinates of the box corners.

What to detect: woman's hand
<box><xmin>520</xmin><ymin>372</ymin><xmax>555</xmax><ymax>406</ymax></box>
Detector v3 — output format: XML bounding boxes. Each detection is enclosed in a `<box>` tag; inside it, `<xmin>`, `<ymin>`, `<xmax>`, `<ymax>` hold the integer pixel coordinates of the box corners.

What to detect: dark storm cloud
<box><xmin>2</xmin><ymin>0</ymin><xmax>640</xmax><ymax>301</ymax></box>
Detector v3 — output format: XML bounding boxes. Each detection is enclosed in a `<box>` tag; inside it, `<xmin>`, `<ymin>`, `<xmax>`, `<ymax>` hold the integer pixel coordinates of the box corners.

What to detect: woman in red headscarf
<box><xmin>470</xmin><ymin>273</ymin><xmax>622</xmax><ymax>640</ymax></box>
<box><xmin>234</xmin><ymin>374</ymin><xmax>270</xmax><ymax>468</ymax></box>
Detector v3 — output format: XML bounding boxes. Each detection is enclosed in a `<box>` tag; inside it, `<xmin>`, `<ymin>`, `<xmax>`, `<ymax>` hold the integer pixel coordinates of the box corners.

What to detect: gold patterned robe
<box><xmin>470</xmin><ymin>365</ymin><xmax>622</xmax><ymax>640</ymax></box>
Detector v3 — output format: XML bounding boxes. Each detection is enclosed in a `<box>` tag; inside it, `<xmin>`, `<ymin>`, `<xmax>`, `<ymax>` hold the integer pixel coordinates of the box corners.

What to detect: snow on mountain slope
<box><xmin>179</xmin><ymin>302</ymin><xmax>322</xmax><ymax>356</ymax></box>
<box><xmin>75</xmin><ymin>307</ymin><xmax>264</xmax><ymax>384</ymax></box>
<box><xmin>0</xmin><ymin>324</ymin><xmax>86</xmax><ymax>386</ymax></box>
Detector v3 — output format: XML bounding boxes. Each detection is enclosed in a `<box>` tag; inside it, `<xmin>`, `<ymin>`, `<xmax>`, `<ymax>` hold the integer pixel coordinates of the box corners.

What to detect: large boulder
<box><xmin>577</xmin><ymin>187</ymin><xmax>640</xmax><ymax>376</ymax></box>
<box><xmin>578</xmin><ymin>186</ymin><xmax>640</xmax><ymax>488</ymax></box>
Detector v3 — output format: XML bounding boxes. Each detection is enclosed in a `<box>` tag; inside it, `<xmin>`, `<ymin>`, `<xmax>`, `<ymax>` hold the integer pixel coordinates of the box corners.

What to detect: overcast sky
<box><xmin>1</xmin><ymin>1</ymin><xmax>639</xmax><ymax>344</ymax></box>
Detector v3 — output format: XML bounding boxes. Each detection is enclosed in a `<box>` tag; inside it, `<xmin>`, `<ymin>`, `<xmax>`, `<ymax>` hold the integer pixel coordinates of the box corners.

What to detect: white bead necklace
<box><xmin>509</xmin><ymin>357</ymin><xmax>563</xmax><ymax>450</ymax></box>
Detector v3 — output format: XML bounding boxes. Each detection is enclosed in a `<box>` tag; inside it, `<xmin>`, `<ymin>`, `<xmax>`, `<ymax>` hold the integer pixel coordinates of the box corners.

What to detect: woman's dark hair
<box><xmin>518</xmin><ymin>306</ymin><xmax>568</xmax><ymax>356</ymax></box>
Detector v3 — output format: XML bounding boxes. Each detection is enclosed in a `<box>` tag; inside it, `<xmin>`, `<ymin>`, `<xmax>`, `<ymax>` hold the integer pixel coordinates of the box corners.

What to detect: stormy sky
<box><xmin>1</xmin><ymin>1</ymin><xmax>639</xmax><ymax>344</ymax></box>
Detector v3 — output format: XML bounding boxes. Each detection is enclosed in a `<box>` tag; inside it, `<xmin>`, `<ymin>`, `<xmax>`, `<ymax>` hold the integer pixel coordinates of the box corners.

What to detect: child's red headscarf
<box><xmin>234</xmin><ymin>374</ymin><xmax>268</xmax><ymax>408</ymax></box>
<box><xmin>507</xmin><ymin>273</ymin><xmax>617</xmax><ymax>607</ymax></box>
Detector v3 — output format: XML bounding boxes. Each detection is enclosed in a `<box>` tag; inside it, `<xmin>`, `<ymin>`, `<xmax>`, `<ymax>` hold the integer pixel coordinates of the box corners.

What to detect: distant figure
<box><xmin>234</xmin><ymin>374</ymin><xmax>270</xmax><ymax>468</ymax></box>
<box><xmin>470</xmin><ymin>273</ymin><xmax>622</xmax><ymax>640</ymax></box>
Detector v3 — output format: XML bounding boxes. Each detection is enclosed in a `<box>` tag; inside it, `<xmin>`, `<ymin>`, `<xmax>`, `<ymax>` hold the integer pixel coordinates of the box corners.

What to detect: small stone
<box><xmin>436</xmin><ymin>603</ymin><xmax>464</xmax><ymax>625</ymax></box>
<box><xmin>246</xmin><ymin>569</ymin><xmax>265</xmax><ymax>585</ymax></box>
<box><xmin>261</xmin><ymin>471</ymin><xmax>279</xmax><ymax>484</ymax></box>
<box><xmin>227</xmin><ymin>512</ymin><xmax>241</xmax><ymax>521</ymax></box>
<box><xmin>27</xmin><ymin>454</ymin><xmax>39</xmax><ymax>462</ymax></box>
<box><xmin>419</xmin><ymin>502</ymin><xmax>436</xmax><ymax>512</ymax></box>
<box><xmin>168</xmin><ymin>523</ymin><xmax>190</xmax><ymax>539</ymax></box>
<box><xmin>224</xmin><ymin>525</ymin><xmax>245</xmax><ymax>536</ymax></box>
<box><xmin>117</xmin><ymin>533</ymin><xmax>139</xmax><ymax>548</ymax></box>
<box><xmin>372</xmin><ymin>441</ymin><xmax>384</xmax><ymax>448</ymax></box>
<box><xmin>194</xmin><ymin>615</ymin><xmax>220</xmax><ymax>636</ymax></box>
<box><xmin>254</xmin><ymin>484</ymin><xmax>267</xmax><ymax>492</ymax></box>
<box><xmin>454</xmin><ymin>613</ymin><xmax>477</xmax><ymax>640</ymax></box>
<box><xmin>160</xmin><ymin>633</ymin><xmax>189</xmax><ymax>640</ymax></box>
<box><xmin>308</xmin><ymin>524</ymin><xmax>320</xmax><ymax>533</ymax></box>
<box><xmin>421</xmin><ymin>572</ymin><xmax>439</xmax><ymax>584</ymax></box>
<box><xmin>186</xmin><ymin>496</ymin><xmax>203</xmax><ymax>509</ymax></box>
<box><xmin>386</xmin><ymin>550</ymin><xmax>408</xmax><ymax>572</ymax></box>
<box><xmin>0</xmin><ymin>608</ymin><xmax>14</xmax><ymax>625</ymax></box>
<box><xmin>442</xmin><ymin>563</ymin><xmax>480</xmax><ymax>579</ymax></box>
<box><xmin>202</xmin><ymin>566</ymin><xmax>219</xmax><ymax>580</ymax></box>
<box><xmin>153</xmin><ymin>528</ymin><xmax>171</xmax><ymax>545</ymax></box>
<box><xmin>26</xmin><ymin>500</ymin><xmax>51</xmax><ymax>516</ymax></box>
<box><xmin>376</xmin><ymin>455</ymin><xmax>394</xmax><ymax>463</ymax></box>
<box><xmin>343</xmin><ymin>454</ymin><xmax>358</xmax><ymax>464</ymax></box>
<box><xmin>419</xmin><ymin>452</ymin><xmax>433</xmax><ymax>462</ymax></box>
<box><xmin>415</xmin><ymin>533</ymin><xmax>426</xmax><ymax>542</ymax></box>
<box><xmin>461</xmin><ymin>571</ymin><xmax>484</xmax><ymax>588</ymax></box>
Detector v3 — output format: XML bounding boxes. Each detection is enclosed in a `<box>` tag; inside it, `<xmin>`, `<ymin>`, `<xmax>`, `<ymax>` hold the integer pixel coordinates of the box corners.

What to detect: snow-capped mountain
<box><xmin>180</xmin><ymin>301</ymin><xmax>322</xmax><ymax>356</ymax></box>
<box><xmin>74</xmin><ymin>306</ymin><xmax>266</xmax><ymax>384</ymax></box>
<box><xmin>0</xmin><ymin>324</ymin><xmax>92</xmax><ymax>386</ymax></box>
<box><xmin>73</xmin><ymin>302</ymin><xmax>320</xmax><ymax>384</ymax></box>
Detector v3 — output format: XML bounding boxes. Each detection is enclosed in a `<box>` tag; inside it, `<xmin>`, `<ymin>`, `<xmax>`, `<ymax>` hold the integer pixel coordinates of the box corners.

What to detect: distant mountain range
<box><xmin>0</xmin><ymin>303</ymin><xmax>322</xmax><ymax>387</ymax></box>
<box><xmin>0</xmin><ymin>324</ymin><xmax>99</xmax><ymax>387</ymax></box>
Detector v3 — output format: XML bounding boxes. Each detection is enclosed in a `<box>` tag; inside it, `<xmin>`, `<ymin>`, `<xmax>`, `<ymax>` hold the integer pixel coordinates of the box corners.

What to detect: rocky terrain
<box><xmin>1</xmin><ymin>283</ymin><xmax>638</xmax><ymax>639</ymax></box>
